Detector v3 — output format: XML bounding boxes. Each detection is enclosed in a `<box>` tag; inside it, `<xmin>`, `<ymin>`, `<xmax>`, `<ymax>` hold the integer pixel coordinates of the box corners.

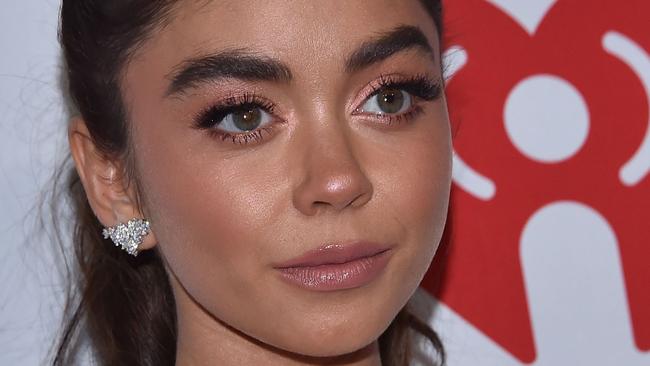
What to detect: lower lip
<box><xmin>275</xmin><ymin>250</ymin><xmax>392</xmax><ymax>292</ymax></box>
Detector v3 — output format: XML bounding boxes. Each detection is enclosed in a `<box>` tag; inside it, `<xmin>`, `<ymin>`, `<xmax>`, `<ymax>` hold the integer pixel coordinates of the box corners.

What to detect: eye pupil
<box><xmin>377</xmin><ymin>88</ymin><xmax>404</xmax><ymax>114</ymax></box>
<box><xmin>233</xmin><ymin>107</ymin><xmax>262</xmax><ymax>131</ymax></box>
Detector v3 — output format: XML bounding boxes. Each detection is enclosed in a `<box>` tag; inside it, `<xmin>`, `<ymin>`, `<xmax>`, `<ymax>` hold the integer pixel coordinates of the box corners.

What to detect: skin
<box><xmin>69</xmin><ymin>1</ymin><xmax>451</xmax><ymax>365</ymax></box>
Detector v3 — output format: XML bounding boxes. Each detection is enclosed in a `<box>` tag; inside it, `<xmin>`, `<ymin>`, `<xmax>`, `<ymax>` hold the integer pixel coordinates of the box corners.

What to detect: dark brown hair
<box><xmin>52</xmin><ymin>1</ymin><xmax>445</xmax><ymax>365</ymax></box>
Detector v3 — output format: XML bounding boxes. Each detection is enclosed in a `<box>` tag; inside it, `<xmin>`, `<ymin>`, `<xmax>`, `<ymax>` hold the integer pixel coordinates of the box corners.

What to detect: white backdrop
<box><xmin>1</xmin><ymin>1</ymin><xmax>69</xmax><ymax>365</ymax></box>
<box><xmin>1</xmin><ymin>1</ymin><xmax>648</xmax><ymax>365</ymax></box>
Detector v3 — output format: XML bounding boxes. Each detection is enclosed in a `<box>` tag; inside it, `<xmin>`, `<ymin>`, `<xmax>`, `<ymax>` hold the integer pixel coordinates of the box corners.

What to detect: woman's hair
<box><xmin>52</xmin><ymin>1</ymin><xmax>445</xmax><ymax>365</ymax></box>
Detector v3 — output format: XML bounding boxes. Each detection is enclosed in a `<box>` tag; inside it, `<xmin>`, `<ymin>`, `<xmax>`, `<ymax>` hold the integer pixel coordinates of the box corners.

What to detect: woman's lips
<box><xmin>273</xmin><ymin>241</ymin><xmax>393</xmax><ymax>291</ymax></box>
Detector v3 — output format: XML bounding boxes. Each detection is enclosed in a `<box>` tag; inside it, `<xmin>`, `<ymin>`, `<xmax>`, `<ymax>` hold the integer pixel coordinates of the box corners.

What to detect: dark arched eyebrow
<box><xmin>165</xmin><ymin>25</ymin><xmax>434</xmax><ymax>97</ymax></box>
<box><xmin>344</xmin><ymin>25</ymin><xmax>434</xmax><ymax>73</ymax></box>
<box><xmin>165</xmin><ymin>49</ymin><xmax>293</xmax><ymax>97</ymax></box>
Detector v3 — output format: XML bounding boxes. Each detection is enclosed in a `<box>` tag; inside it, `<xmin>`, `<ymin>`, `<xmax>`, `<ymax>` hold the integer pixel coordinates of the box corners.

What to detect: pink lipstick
<box><xmin>273</xmin><ymin>241</ymin><xmax>393</xmax><ymax>291</ymax></box>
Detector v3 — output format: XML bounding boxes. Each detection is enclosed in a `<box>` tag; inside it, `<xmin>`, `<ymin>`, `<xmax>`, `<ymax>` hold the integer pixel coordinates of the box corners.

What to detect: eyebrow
<box><xmin>165</xmin><ymin>49</ymin><xmax>293</xmax><ymax>96</ymax></box>
<box><xmin>165</xmin><ymin>25</ymin><xmax>433</xmax><ymax>97</ymax></box>
<box><xmin>344</xmin><ymin>25</ymin><xmax>434</xmax><ymax>73</ymax></box>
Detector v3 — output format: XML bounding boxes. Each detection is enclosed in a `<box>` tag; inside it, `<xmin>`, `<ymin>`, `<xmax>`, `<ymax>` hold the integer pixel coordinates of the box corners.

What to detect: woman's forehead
<box><xmin>125</xmin><ymin>0</ymin><xmax>439</xmax><ymax>97</ymax></box>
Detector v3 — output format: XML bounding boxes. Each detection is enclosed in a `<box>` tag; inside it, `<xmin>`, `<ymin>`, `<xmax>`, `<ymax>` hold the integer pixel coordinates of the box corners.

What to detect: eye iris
<box><xmin>377</xmin><ymin>88</ymin><xmax>404</xmax><ymax>114</ymax></box>
<box><xmin>233</xmin><ymin>108</ymin><xmax>262</xmax><ymax>131</ymax></box>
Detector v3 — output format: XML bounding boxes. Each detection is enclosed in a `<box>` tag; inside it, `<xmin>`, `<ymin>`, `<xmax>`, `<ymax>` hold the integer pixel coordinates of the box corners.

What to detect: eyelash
<box><xmin>193</xmin><ymin>93</ymin><xmax>281</xmax><ymax>144</ymax></box>
<box><xmin>193</xmin><ymin>74</ymin><xmax>441</xmax><ymax>145</ymax></box>
<box><xmin>354</xmin><ymin>73</ymin><xmax>442</xmax><ymax>125</ymax></box>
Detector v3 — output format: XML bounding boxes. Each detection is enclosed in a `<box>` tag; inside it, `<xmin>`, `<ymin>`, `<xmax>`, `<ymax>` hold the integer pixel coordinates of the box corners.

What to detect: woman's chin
<box><xmin>271</xmin><ymin>333</ymin><xmax>379</xmax><ymax>360</ymax></box>
<box><xmin>259</xmin><ymin>316</ymin><xmax>388</xmax><ymax>359</ymax></box>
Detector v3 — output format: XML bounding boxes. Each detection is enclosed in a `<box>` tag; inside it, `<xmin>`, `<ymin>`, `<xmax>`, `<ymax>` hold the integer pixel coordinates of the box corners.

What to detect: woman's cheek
<box><xmin>387</xmin><ymin>114</ymin><xmax>451</xmax><ymax>275</ymax></box>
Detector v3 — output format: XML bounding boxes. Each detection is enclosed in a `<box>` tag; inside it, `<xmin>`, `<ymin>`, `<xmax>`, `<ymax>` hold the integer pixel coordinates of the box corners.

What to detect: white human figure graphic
<box><xmin>521</xmin><ymin>202</ymin><xmax>650</xmax><ymax>365</ymax></box>
<box><xmin>414</xmin><ymin>201</ymin><xmax>650</xmax><ymax>365</ymax></box>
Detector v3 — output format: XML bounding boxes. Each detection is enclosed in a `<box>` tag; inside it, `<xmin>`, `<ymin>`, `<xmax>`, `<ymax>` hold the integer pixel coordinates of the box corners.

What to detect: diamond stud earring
<box><xmin>102</xmin><ymin>218</ymin><xmax>151</xmax><ymax>256</ymax></box>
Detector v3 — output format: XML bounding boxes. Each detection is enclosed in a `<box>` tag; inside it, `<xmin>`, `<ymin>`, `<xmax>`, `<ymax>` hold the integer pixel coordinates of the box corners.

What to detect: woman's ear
<box><xmin>68</xmin><ymin>117</ymin><xmax>157</xmax><ymax>252</ymax></box>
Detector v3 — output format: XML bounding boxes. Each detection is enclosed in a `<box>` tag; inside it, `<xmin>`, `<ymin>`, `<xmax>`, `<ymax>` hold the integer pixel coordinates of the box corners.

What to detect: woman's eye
<box><xmin>194</xmin><ymin>96</ymin><xmax>282</xmax><ymax>145</ymax></box>
<box><xmin>359</xmin><ymin>88</ymin><xmax>413</xmax><ymax>115</ymax></box>
<box><xmin>217</xmin><ymin>106</ymin><xmax>273</xmax><ymax>133</ymax></box>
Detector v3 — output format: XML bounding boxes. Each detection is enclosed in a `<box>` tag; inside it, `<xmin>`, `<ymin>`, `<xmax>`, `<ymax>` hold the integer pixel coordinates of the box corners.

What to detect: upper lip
<box><xmin>273</xmin><ymin>241</ymin><xmax>393</xmax><ymax>269</ymax></box>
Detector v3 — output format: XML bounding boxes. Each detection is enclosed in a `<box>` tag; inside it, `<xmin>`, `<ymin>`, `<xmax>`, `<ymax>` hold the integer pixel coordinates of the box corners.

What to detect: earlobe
<box><xmin>68</xmin><ymin>117</ymin><xmax>158</xmax><ymax>254</ymax></box>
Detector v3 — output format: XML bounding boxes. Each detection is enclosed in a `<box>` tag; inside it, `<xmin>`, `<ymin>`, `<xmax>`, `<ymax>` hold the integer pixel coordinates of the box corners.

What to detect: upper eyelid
<box><xmin>350</xmin><ymin>74</ymin><xmax>437</xmax><ymax>111</ymax></box>
<box><xmin>362</xmin><ymin>74</ymin><xmax>429</xmax><ymax>95</ymax></box>
<box><xmin>203</xmin><ymin>94</ymin><xmax>277</xmax><ymax>113</ymax></box>
<box><xmin>194</xmin><ymin>74</ymin><xmax>436</xmax><ymax>124</ymax></box>
<box><xmin>193</xmin><ymin>94</ymin><xmax>280</xmax><ymax>131</ymax></box>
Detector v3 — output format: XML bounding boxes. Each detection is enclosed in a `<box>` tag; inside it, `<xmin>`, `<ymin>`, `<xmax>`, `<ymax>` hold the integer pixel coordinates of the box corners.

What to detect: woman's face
<box><xmin>123</xmin><ymin>0</ymin><xmax>450</xmax><ymax>359</ymax></box>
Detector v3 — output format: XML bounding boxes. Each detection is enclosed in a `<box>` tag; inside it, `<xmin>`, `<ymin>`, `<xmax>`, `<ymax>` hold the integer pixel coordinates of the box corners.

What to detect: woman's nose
<box><xmin>292</xmin><ymin>127</ymin><xmax>373</xmax><ymax>217</ymax></box>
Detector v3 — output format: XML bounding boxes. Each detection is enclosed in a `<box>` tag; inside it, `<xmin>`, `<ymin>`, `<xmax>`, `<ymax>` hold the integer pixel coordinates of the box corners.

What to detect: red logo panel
<box><xmin>422</xmin><ymin>0</ymin><xmax>650</xmax><ymax>362</ymax></box>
